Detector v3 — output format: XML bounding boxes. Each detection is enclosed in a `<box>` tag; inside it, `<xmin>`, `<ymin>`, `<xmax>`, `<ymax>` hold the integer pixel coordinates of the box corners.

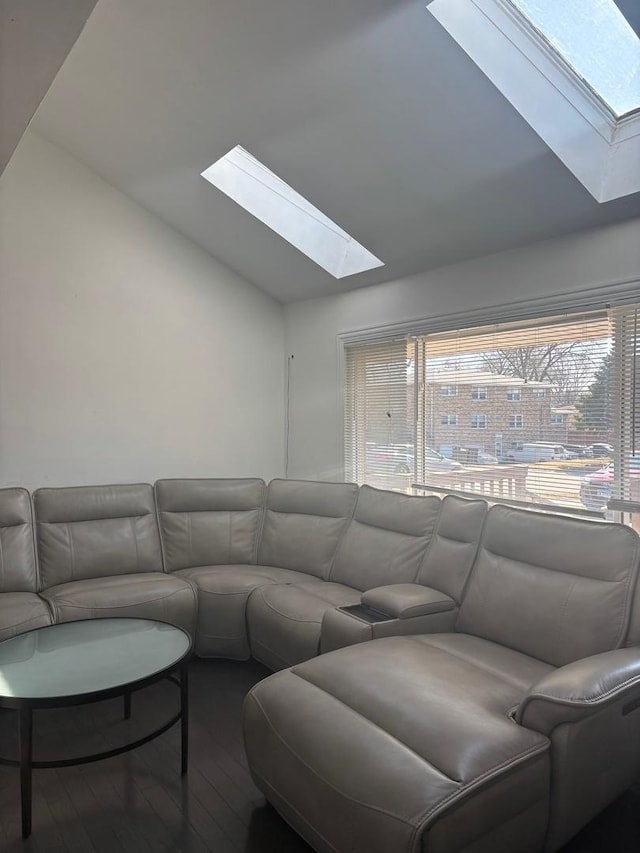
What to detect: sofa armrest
<box><xmin>361</xmin><ymin>584</ymin><xmax>456</xmax><ymax>619</ymax></box>
<box><xmin>516</xmin><ymin>647</ymin><xmax>640</xmax><ymax>736</ymax></box>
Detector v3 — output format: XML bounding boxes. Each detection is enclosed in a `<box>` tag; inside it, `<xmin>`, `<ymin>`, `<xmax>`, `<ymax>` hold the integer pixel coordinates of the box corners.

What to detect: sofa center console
<box><xmin>321</xmin><ymin>584</ymin><xmax>460</xmax><ymax>654</ymax></box>
<box><xmin>338</xmin><ymin>603</ymin><xmax>390</xmax><ymax>623</ymax></box>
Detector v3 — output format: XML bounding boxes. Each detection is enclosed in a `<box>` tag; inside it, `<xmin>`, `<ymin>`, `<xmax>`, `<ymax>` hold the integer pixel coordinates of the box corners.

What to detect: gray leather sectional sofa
<box><xmin>1</xmin><ymin>476</ymin><xmax>640</xmax><ymax>853</ymax></box>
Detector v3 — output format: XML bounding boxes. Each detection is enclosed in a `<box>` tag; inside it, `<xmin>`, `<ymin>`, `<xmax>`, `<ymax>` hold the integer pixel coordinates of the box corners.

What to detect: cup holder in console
<box><xmin>338</xmin><ymin>604</ymin><xmax>391</xmax><ymax>624</ymax></box>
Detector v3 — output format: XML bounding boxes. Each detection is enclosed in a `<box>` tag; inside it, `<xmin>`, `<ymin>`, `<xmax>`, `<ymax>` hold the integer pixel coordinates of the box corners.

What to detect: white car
<box><xmin>476</xmin><ymin>450</ymin><xmax>499</xmax><ymax>465</ymax></box>
<box><xmin>423</xmin><ymin>447</ymin><xmax>464</xmax><ymax>471</ymax></box>
<box><xmin>365</xmin><ymin>444</ymin><xmax>463</xmax><ymax>474</ymax></box>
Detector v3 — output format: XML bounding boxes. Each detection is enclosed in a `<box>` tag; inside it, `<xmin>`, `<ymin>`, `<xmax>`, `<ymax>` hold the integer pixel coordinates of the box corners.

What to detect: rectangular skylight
<box><xmin>511</xmin><ymin>0</ymin><xmax>640</xmax><ymax>117</ymax></box>
<box><xmin>201</xmin><ymin>146</ymin><xmax>383</xmax><ymax>279</ymax></box>
<box><xmin>427</xmin><ymin>0</ymin><xmax>640</xmax><ymax>201</ymax></box>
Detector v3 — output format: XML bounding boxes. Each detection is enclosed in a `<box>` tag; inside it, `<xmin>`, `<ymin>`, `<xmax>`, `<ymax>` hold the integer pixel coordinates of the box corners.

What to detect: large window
<box><xmin>343</xmin><ymin>305</ymin><xmax>640</xmax><ymax>520</ymax></box>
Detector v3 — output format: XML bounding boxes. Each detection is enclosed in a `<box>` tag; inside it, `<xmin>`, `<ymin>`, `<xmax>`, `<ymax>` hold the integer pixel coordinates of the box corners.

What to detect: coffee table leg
<box><xmin>20</xmin><ymin>705</ymin><xmax>33</xmax><ymax>838</ymax></box>
<box><xmin>180</xmin><ymin>663</ymin><xmax>189</xmax><ymax>775</ymax></box>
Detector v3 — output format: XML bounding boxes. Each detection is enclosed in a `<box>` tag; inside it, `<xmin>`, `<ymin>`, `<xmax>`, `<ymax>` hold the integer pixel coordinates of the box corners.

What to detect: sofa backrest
<box><xmin>34</xmin><ymin>483</ymin><xmax>163</xmax><ymax>588</ymax></box>
<box><xmin>456</xmin><ymin>504</ymin><xmax>640</xmax><ymax>667</ymax></box>
<box><xmin>624</xmin><ymin>566</ymin><xmax>640</xmax><ymax>646</ymax></box>
<box><xmin>330</xmin><ymin>486</ymin><xmax>441</xmax><ymax>591</ymax></box>
<box><xmin>0</xmin><ymin>488</ymin><xmax>38</xmax><ymax>593</ymax></box>
<box><xmin>416</xmin><ymin>494</ymin><xmax>488</xmax><ymax>602</ymax></box>
<box><xmin>155</xmin><ymin>478</ymin><xmax>266</xmax><ymax>571</ymax></box>
<box><xmin>257</xmin><ymin>479</ymin><xmax>358</xmax><ymax>579</ymax></box>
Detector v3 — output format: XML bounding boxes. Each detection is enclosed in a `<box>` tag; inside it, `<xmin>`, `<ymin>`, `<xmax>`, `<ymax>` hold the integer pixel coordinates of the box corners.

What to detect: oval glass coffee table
<box><xmin>0</xmin><ymin>617</ymin><xmax>192</xmax><ymax>838</ymax></box>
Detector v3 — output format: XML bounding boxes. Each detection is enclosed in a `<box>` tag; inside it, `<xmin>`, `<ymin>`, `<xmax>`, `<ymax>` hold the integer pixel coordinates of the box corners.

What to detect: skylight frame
<box><xmin>510</xmin><ymin>0</ymin><xmax>640</xmax><ymax>120</ymax></box>
<box><xmin>427</xmin><ymin>0</ymin><xmax>640</xmax><ymax>202</ymax></box>
<box><xmin>201</xmin><ymin>146</ymin><xmax>384</xmax><ymax>279</ymax></box>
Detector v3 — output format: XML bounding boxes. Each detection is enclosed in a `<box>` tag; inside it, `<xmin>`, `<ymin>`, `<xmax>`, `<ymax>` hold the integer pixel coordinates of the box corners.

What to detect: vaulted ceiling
<box><xmin>14</xmin><ymin>0</ymin><xmax>640</xmax><ymax>301</ymax></box>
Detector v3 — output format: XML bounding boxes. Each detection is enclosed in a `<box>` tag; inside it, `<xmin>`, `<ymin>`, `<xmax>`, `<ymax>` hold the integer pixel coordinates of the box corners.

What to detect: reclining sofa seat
<box><xmin>247</xmin><ymin>485</ymin><xmax>442</xmax><ymax>669</ymax></box>
<box><xmin>246</xmin><ymin>478</ymin><xmax>360</xmax><ymax>669</ymax></box>
<box><xmin>321</xmin><ymin>493</ymin><xmax>488</xmax><ymax>653</ymax></box>
<box><xmin>0</xmin><ymin>488</ymin><xmax>52</xmax><ymax>641</ymax></box>
<box><xmin>243</xmin><ymin>504</ymin><xmax>640</xmax><ymax>853</ymax></box>
<box><xmin>35</xmin><ymin>484</ymin><xmax>197</xmax><ymax>636</ymax></box>
<box><xmin>156</xmin><ymin>478</ymin><xmax>359</xmax><ymax>660</ymax></box>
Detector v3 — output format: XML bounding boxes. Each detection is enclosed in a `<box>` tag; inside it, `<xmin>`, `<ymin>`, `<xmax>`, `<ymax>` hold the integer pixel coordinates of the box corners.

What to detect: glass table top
<box><xmin>0</xmin><ymin>619</ymin><xmax>191</xmax><ymax>701</ymax></box>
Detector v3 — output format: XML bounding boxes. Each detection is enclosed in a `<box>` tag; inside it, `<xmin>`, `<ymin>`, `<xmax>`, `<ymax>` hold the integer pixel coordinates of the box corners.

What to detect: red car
<box><xmin>580</xmin><ymin>458</ymin><xmax>640</xmax><ymax>510</ymax></box>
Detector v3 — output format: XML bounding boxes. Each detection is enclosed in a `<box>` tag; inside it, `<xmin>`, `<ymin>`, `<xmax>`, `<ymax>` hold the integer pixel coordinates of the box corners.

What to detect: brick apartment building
<box><xmin>425</xmin><ymin>371</ymin><xmax>567</xmax><ymax>458</ymax></box>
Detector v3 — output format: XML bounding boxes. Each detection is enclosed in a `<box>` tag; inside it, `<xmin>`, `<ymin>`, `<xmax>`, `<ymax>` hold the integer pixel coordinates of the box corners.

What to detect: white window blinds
<box><xmin>344</xmin><ymin>338</ymin><xmax>415</xmax><ymax>485</ymax></box>
<box><xmin>343</xmin><ymin>306</ymin><xmax>640</xmax><ymax>518</ymax></box>
<box><xmin>609</xmin><ymin>306</ymin><xmax>640</xmax><ymax>511</ymax></box>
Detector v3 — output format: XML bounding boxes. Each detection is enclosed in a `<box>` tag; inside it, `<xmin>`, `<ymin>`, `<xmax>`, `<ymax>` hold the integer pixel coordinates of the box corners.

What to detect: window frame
<box><xmin>339</xmin><ymin>277</ymin><xmax>640</xmax><ymax>519</ymax></box>
<box><xmin>441</xmin><ymin>413</ymin><xmax>459</xmax><ymax>426</ymax></box>
<box><xmin>440</xmin><ymin>384</ymin><xmax>458</xmax><ymax>397</ymax></box>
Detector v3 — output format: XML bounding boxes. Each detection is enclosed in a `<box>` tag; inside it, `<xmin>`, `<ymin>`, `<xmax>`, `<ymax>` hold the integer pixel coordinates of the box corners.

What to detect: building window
<box><xmin>471</xmin><ymin>414</ymin><xmax>487</xmax><ymax>429</ymax></box>
<box><xmin>440</xmin><ymin>385</ymin><xmax>458</xmax><ymax>397</ymax></box>
<box><xmin>509</xmin><ymin>414</ymin><xmax>524</xmax><ymax>429</ymax></box>
<box><xmin>471</xmin><ymin>386</ymin><xmax>487</xmax><ymax>400</ymax></box>
<box><xmin>532</xmin><ymin>388</ymin><xmax>546</xmax><ymax>398</ymax></box>
<box><xmin>441</xmin><ymin>414</ymin><xmax>458</xmax><ymax>426</ymax></box>
<box><xmin>506</xmin><ymin>388</ymin><xmax>521</xmax><ymax>401</ymax></box>
<box><xmin>550</xmin><ymin>414</ymin><xmax>564</xmax><ymax>425</ymax></box>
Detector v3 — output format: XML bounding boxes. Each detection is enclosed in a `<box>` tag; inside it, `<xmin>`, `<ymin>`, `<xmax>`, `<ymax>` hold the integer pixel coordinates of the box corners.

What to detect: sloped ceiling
<box><xmin>0</xmin><ymin>0</ymin><xmax>97</xmax><ymax>175</ymax></box>
<box><xmin>26</xmin><ymin>0</ymin><xmax>640</xmax><ymax>302</ymax></box>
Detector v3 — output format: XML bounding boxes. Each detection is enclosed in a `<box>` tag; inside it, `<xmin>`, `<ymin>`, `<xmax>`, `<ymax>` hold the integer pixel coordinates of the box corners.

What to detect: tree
<box><xmin>574</xmin><ymin>353</ymin><xmax>613</xmax><ymax>431</ymax></box>
<box><xmin>481</xmin><ymin>342</ymin><xmax>600</xmax><ymax>405</ymax></box>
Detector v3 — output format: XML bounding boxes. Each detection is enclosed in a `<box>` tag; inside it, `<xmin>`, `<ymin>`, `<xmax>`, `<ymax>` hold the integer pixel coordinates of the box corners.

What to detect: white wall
<box><xmin>284</xmin><ymin>219</ymin><xmax>640</xmax><ymax>480</ymax></box>
<box><xmin>0</xmin><ymin>131</ymin><xmax>285</xmax><ymax>489</ymax></box>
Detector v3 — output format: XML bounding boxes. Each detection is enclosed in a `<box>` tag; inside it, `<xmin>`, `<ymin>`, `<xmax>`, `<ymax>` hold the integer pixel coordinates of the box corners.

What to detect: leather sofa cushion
<box><xmin>0</xmin><ymin>488</ymin><xmax>38</xmax><ymax>592</ymax></box>
<box><xmin>34</xmin><ymin>484</ymin><xmax>163</xmax><ymax>587</ymax></box>
<box><xmin>155</xmin><ymin>478</ymin><xmax>265</xmax><ymax>570</ymax></box>
<box><xmin>293</xmin><ymin>634</ymin><xmax>553</xmax><ymax>752</ymax></box>
<box><xmin>457</xmin><ymin>505</ymin><xmax>640</xmax><ymax>666</ymax></box>
<box><xmin>177</xmin><ymin>564</ymin><xmax>321</xmax><ymax>659</ymax></box>
<box><xmin>41</xmin><ymin>572</ymin><xmax>197</xmax><ymax>636</ymax></box>
<box><xmin>248</xmin><ymin>582</ymin><xmax>361</xmax><ymax>670</ymax></box>
<box><xmin>0</xmin><ymin>592</ymin><xmax>52</xmax><ymax>641</ymax></box>
<box><xmin>330</xmin><ymin>486</ymin><xmax>440</xmax><ymax>591</ymax></box>
<box><xmin>257</xmin><ymin>479</ymin><xmax>358</xmax><ymax>579</ymax></box>
<box><xmin>244</xmin><ymin>634</ymin><xmax>550</xmax><ymax>853</ymax></box>
<box><xmin>417</xmin><ymin>494</ymin><xmax>487</xmax><ymax>602</ymax></box>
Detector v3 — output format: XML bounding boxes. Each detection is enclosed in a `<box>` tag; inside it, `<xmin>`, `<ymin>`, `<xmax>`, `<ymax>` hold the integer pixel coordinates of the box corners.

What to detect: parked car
<box><xmin>556</xmin><ymin>446</ymin><xmax>578</xmax><ymax>460</ymax></box>
<box><xmin>563</xmin><ymin>444</ymin><xmax>593</xmax><ymax>458</ymax></box>
<box><xmin>440</xmin><ymin>445</ymin><xmax>498</xmax><ymax>465</ymax></box>
<box><xmin>505</xmin><ymin>442</ymin><xmax>574</xmax><ymax>462</ymax></box>
<box><xmin>579</xmin><ymin>456</ymin><xmax>640</xmax><ymax>510</ymax></box>
<box><xmin>476</xmin><ymin>450</ymin><xmax>499</xmax><ymax>465</ymax></box>
<box><xmin>589</xmin><ymin>443</ymin><xmax>614</xmax><ymax>458</ymax></box>
<box><xmin>365</xmin><ymin>443</ymin><xmax>463</xmax><ymax>474</ymax></box>
<box><xmin>423</xmin><ymin>446</ymin><xmax>464</xmax><ymax>471</ymax></box>
<box><xmin>365</xmin><ymin>443</ymin><xmax>413</xmax><ymax>474</ymax></box>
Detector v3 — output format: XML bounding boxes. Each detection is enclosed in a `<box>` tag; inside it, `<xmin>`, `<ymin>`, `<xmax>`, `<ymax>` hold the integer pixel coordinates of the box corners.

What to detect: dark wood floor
<box><xmin>0</xmin><ymin>657</ymin><xmax>638</xmax><ymax>852</ymax></box>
